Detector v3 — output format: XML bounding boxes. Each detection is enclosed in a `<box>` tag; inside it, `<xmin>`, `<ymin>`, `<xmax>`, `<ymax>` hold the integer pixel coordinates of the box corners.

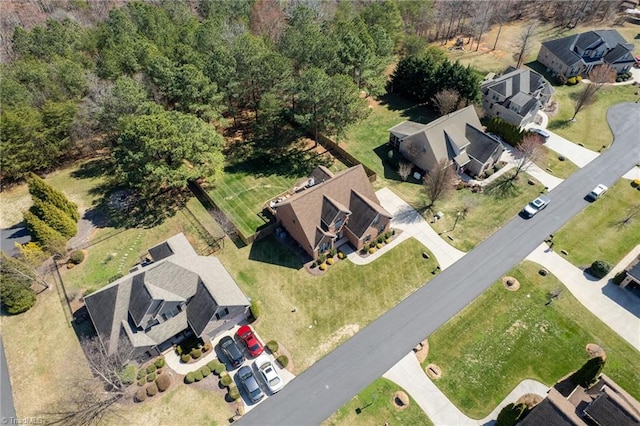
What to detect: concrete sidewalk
<box><xmin>383</xmin><ymin>352</ymin><xmax>549</xmax><ymax>426</ymax></box>
<box><xmin>526</xmin><ymin>244</ymin><xmax>640</xmax><ymax>351</ymax></box>
<box><xmin>345</xmin><ymin>187</ymin><xmax>466</xmax><ymax>269</ymax></box>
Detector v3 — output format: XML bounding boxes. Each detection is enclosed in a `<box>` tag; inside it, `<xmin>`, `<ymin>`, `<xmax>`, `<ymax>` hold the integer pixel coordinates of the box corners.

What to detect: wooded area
<box><xmin>0</xmin><ymin>0</ymin><xmax>622</xmax><ymax>190</ymax></box>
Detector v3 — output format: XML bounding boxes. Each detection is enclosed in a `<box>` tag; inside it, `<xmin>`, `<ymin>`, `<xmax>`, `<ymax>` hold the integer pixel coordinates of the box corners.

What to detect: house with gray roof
<box><xmin>388</xmin><ymin>106</ymin><xmax>504</xmax><ymax>178</ymax></box>
<box><xmin>84</xmin><ymin>233</ymin><xmax>250</xmax><ymax>359</ymax></box>
<box><xmin>519</xmin><ymin>374</ymin><xmax>640</xmax><ymax>426</ymax></box>
<box><xmin>537</xmin><ymin>29</ymin><xmax>635</xmax><ymax>78</ymax></box>
<box><xmin>273</xmin><ymin>164</ymin><xmax>391</xmax><ymax>259</ymax></box>
<box><xmin>481</xmin><ymin>67</ymin><xmax>555</xmax><ymax>128</ymax></box>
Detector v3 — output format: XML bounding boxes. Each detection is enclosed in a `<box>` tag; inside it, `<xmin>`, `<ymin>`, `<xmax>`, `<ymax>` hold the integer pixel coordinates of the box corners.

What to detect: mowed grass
<box><xmin>547</xmin><ymin>83</ymin><xmax>638</xmax><ymax>152</ymax></box>
<box><xmin>537</xmin><ymin>145</ymin><xmax>579</xmax><ymax>179</ymax></box>
<box><xmin>0</xmin><ymin>161</ymin><xmax>106</xmax><ymax>228</ymax></box>
<box><xmin>205</xmin><ymin>171</ymin><xmax>297</xmax><ymax>237</ymax></box>
<box><xmin>1</xmin><ymin>288</ymin><xmax>93</xmax><ymax>419</ymax></box>
<box><xmin>62</xmin><ymin>198</ymin><xmax>222</xmax><ymax>294</ymax></box>
<box><xmin>554</xmin><ymin>180</ymin><xmax>640</xmax><ymax>267</ymax></box>
<box><xmin>324</xmin><ymin>378</ymin><xmax>433</xmax><ymax>426</ymax></box>
<box><xmin>428</xmin><ymin>174</ymin><xmax>545</xmax><ymax>251</ymax></box>
<box><xmin>218</xmin><ymin>236</ymin><xmax>438</xmax><ymax>370</ymax></box>
<box><xmin>426</xmin><ymin>261</ymin><xmax>640</xmax><ymax>419</ymax></box>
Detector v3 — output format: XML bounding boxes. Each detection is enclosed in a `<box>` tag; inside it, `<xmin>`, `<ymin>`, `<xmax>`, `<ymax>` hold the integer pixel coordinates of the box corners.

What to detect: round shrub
<box><xmin>266</xmin><ymin>340</ymin><xmax>279</xmax><ymax>353</ymax></box>
<box><xmin>376</xmin><ymin>243</ymin><xmax>383</xmax><ymax>249</ymax></box>
<box><xmin>567</xmin><ymin>76</ymin><xmax>577</xmax><ymax>85</ymax></box>
<box><xmin>590</xmin><ymin>260</ymin><xmax>611</xmax><ymax>278</ymax></box>
<box><xmin>228</xmin><ymin>385</ymin><xmax>241</xmax><ymax>401</ymax></box>
<box><xmin>155</xmin><ymin>374</ymin><xmax>171</xmax><ymax>392</ymax></box>
<box><xmin>181</xmin><ymin>354</ymin><xmax>191</xmax><ymax>363</ymax></box>
<box><xmin>185</xmin><ymin>372</ymin><xmax>195</xmax><ymax>384</ymax></box>
<box><xmin>576</xmin><ymin>75</ymin><xmax>582</xmax><ymax>82</ymax></box>
<box><xmin>385</xmin><ymin>238</ymin><xmax>391</xmax><ymax>244</ymax></box>
<box><xmin>137</xmin><ymin>369</ymin><xmax>146</xmax><ymax>380</ymax></box>
<box><xmin>326</xmin><ymin>258</ymin><xmax>334</xmax><ymax>265</ymax></box>
<box><xmin>368</xmin><ymin>247</ymin><xmax>376</xmax><ymax>254</ymax></box>
<box><xmin>146</xmin><ymin>383</ymin><xmax>158</xmax><ymax>397</ymax></box>
<box><xmin>146</xmin><ymin>372</ymin><xmax>156</xmax><ymax>382</ymax></box>
<box><xmin>319</xmin><ymin>263</ymin><xmax>327</xmax><ymax>271</ymax></box>
<box><xmin>119</xmin><ymin>365</ymin><xmax>137</xmax><ymax>385</ymax></box>
<box><xmin>207</xmin><ymin>360</ymin><xmax>218</xmax><ymax>371</ymax></box>
<box><xmin>137</xmin><ymin>378</ymin><xmax>146</xmax><ymax>387</ymax></box>
<box><xmin>134</xmin><ymin>388</ymin><xmax>147</xmax><ymax>402</ymax></box>
<box><xmin>558</xmin><ymin>155</ymin><xmax>566</xmax><ymax>161</ymax></box>
<box><xmin>213</xmin><ymin>361</ymin><xmax>226</xmax><ymax>375</ymax></box>
<box><xmin>276</xmin><ymin>355</ymin><xmax>289</xmax><ymax>368</ymax></box>
<box><xmin>176</xmin><ymin>346</ymin><xmax>182</xmax><ymax>355</ymax></box>
<box><xmin>147</xmin><ymin>364</ymin><xmax>157</xmax><ymax>374</ymax></box>
<box><xmin>250</xmin><ymin>299</ymin><xmax>262</xmax><ymax>321</ymax></box>
<box><xmin>203</xmin><ymin>342</ymin><xmax>212</xmax><ymax>353</ymax></box>
<box><xmin>190</xmin><ymin>348</ymin><xmax>202</xmax><ymax>359</ymax></box>
<box><xmin>220</xmin><ymin>373</ymin><xmax>233</xmax><ymax>387</ymax></box>
<box><xmin>201</xmin><ymin>366</ymin><xmax>211</xmax><ymax>377</ymax></box>
<box><xmin>194</xmin><ymin>370</ymin><xmax>203</xmax><ymax>382</ymax></box>
<box><xmin>155</xmin><ymin>357</ymin><xmax>165</xmax><ymax>368</ymax></box>
<box><xmin>69</xmin><ymin>250</ymin><xmax>85</xmax><ymax>265</ymax></box>
<box><xmin>338</xmin><ymin>252</ymin><xmax>345</xmax><ymax>259</ymax></box>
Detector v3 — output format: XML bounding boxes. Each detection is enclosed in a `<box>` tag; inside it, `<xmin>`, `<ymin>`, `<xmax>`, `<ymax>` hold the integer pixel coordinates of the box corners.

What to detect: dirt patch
<box><xmin>425</xmin><ymin>363</ymin><xmax>442</xmax><ymax>379</ymax></box>
<box><xmin>502</xmin><ymin>276</ymin><xmax>521</xmax><ymax>291</ymax></box>
<box><xmin>316</xmin><ymin>324</ymin><xmax>360</xmax><ymax>357</ymax></box>
<box><xmin>516</xmin><ymin>393</ymin><xmax>544</xmax><ymax>409</ymax></box>
<box><xmin>392</xmin><ymin>391</ymin><xmax>410</xmax><ymax>410</ymax></box>
<box><xmin>586</xmin><ymin>343</ymin><xmax>607</xmax><ymax>360</ymax></box>
<box><xmin>413</xmin><ymin>339</ymin><xmax>429</xmax><ymax>363</ymax></box>
<box><xmin>506</xmin><ymin>319</ymin><xmax>528</xmax><ymax>335</ymax></box>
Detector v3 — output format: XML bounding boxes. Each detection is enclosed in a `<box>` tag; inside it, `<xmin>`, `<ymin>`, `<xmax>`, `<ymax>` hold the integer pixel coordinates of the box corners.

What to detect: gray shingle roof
<box><xmin>584</xmin><ymin>394</ymin><xmax>640</xmax><ymax>426</ymax></box>
<box><xmin>518</xmin><ymin>399</ymin><xmax>574</xmax><ymax>426</ymax></box>
<box><xmin>465</xmin><ymin>126</ymin><xmax>502</xmax><ymax>163</ymax></box>
<box><xmin>84</xmin><ymin>233</ymin><xmax>249</xmax><ymax>355</ymax></box>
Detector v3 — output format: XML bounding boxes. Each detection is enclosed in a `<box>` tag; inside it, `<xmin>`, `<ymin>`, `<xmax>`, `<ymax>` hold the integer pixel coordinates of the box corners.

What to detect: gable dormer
<box><xmin>320</xmin><ymin>195</ymin><xmax>351</xmax><ymax>232</ymax></box>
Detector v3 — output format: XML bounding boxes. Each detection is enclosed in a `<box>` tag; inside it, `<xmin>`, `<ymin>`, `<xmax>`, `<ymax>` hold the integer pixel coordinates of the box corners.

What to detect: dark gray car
<box><xmin>238</xmin><ymin>365</ymin><xmax>265</xmax><ymax>403</ymax></box>
<box><xmin>219</xmin><ymin>336</ymin><xmax>245</xmax><ymax>369</ymax></box>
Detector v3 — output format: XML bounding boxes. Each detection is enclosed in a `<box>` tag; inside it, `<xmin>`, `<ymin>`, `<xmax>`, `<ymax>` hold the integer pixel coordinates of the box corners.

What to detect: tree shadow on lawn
<box><xmin>377</xmin><ymin>93</ymin><xmax>437</xmax><ymax>124</ymax></box>
<box><xmin>484</xmin><ymin>174</ymin><xmax>525</xmax><ymax>199</ymax></box>
<box><xmin>372</xmin><ymin>144</ymin><xmax>423</xmax><ymax>185</ymax></box>
<box><xmin>248</xmin><ymin>235</ymin><xmax>304</xmax><ymax>270</ymax></box>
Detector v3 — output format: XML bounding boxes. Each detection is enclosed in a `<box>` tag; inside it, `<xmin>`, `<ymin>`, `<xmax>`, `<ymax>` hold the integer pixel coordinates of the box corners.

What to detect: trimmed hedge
<box><xmin>220</xmin><ymin>373</ymin><xmax>233</xmax><ymax>387</ymax></box>
<box><xmin>134</xmin><ymin>388</ymin><xmax>147</xmax><ymax>402</ymax></box>
<box><xmin>590</xmin><ymin>260</ymin><xmax>611</xmax><ymax>279</ymax></box>
<box><xmin>212</xmin><ymin>361</ymin><xmax>226</xmax><ymax>375</ymax></box>
<box><xmin>250</xmin><ymin>299</ymin><xmax>262</xmax><ymax>320</ymax></box>
<box><xmin>266</xmin><ymin>340</ymin><xmax>279</xmax><ymax>353</ymax></box>
<box><xmin>155</xmin><ymin>374</ymin><xmax>171</xmax><ymax>392</ymax></box>
<box><xmin>185</xmin><ymin>372</ymin><xmax>195</xmax><ymax>384</ymax></box>
<box><xmin>194</xmin><ymin>370</ymin><xmax>203</xmax><ymax>382</ymax></box>
<box><xmin>485</xmin><ymin>117</ymin><xmax>526</xmax><ymax>146</ymax></box>
<box><xmin>207</xmin><ymin>360</ymin><xmax>218</xmax><ymax>371</ymax></box>
<box><xmin>276</xmin><ymin>355</ymin><xmax>289</xmax><ymax>368</ymax></box>
<box><xmin>201</xmin><ymin>366</ymin><xmax>211</xmax><ymax>377</ymax></box>
<box><xmin>146</xmin><ymin>383</ymin><xmax>158</xmax><ymax>397</ymax></box>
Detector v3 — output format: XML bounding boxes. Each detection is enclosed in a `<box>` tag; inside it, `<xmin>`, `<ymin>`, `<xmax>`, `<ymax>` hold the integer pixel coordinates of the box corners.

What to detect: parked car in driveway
<box><xmin>255</xmin><ymin>354</ymin><xmax>284</xmax><ymax>394</ymax></box>
<box><xmin>219</xmin><ymin>336</ymin><xmax>245</xmax><ymax>369</ymax></box>
<box><xmin>522</xmin><ymin>195</ymin><xmax>551</xmax><ymax>218</ymax></box>
<box><xmin>237</xmin><ymin>325</ymin><xmax>264</xmax><ymax>357</ymax></box>
<box><xmin>238</xmin><ymin>365</ymin><xmax>265</xmax><ymax>403</ymax></box>
<box><xmin>587</xmin><ymin>184</ymin><xmax>607</xmax><ymax>201</ymax></box>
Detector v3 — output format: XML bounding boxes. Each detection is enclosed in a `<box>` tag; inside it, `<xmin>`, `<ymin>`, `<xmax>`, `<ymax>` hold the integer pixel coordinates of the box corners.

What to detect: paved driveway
<box><xmin>239</xmin><ymin>103</ymin><xmax>640</xmax><ymax>426</ymax></box>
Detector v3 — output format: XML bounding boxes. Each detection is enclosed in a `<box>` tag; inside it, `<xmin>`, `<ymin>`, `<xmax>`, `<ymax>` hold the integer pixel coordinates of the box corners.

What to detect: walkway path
<box><xmin>527</xmin><ymin>244</ymin><xmax>640</xmax><ymax>351</ymax></box>
<box><xmin>383</xmin><ymin>353</ymin><xmax>549</xmax><ymax>426</ymax></box>
<box><xmin>345</xmin><ymin>187</ymin><xmax>465</xmax><ymax>269</ymax></box>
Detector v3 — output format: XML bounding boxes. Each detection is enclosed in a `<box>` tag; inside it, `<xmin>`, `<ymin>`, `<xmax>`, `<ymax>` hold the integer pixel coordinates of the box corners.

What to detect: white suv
<box><xmin>587</xmin><ymin>184</ymin><xmax>607</xmax><ymax>201</ymax></box>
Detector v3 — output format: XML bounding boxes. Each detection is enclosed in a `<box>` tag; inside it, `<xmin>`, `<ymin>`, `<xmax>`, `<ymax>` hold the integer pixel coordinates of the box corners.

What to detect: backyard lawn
<box><xmin>324</xmin><ymin>378</ymin><xmax>433</xmax><ymax>426</ymax></box>
<box><xmin>425</xmin><ymin>261</ymin><xmax>640</xmax><ymax>419</ymax></box>
<box><xmin>218</xmin><ymin>235</ymin><xmax>438</xmax><ymax>371</ymax></box>
<box><xmin>553</xmin><ymin>180</ymin><xmax>640</xmax><ymax>268</ymax></box>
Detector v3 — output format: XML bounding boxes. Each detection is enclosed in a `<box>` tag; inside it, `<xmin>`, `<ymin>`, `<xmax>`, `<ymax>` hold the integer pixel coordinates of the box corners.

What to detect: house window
<box><xmin>215</xmin><ymin>308</ymin><xmax>230</xmax><ymax>320</ymax></box>
<box><xmin>372</xmin><ymin>214</ymin><xmax>379</xmax><ymax>225</ymax></box>
<box><xmin>320</xmin><ymin>241</ymin><xmax>329</xmax><ymax>252</ymax></box>
<box><xmin>364</xmin><ymin>234</ymin><xmax>371</xmax><ymax>243</ymax></box>
<box><xmin>335</xmin><ymin>218</ymin><xmax>343</xmax><ymax>229</ymax></box>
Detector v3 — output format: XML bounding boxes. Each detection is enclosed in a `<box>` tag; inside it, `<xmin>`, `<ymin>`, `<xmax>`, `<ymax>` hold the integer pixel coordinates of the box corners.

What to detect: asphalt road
<box><xmin>0</xmin><ymin>337</ymin><xmax>17</xmax><ymax>422</ymax></box>
<box><xmin>0</xmin><ymin>223</ymin><xmax>31</xmax><ymax>257</ymax></box>
<box><xmin>239</xmin><ymin>103</ymin><xmax>640</xmax><ymax>426</ymax></box>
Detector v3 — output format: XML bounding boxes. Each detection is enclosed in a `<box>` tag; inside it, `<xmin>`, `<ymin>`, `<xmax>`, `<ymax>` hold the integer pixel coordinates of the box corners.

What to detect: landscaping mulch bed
<box><xmin>502</xmin><ymin>276</ymin><xmax>521</xmax><ymax>291</ymax></box>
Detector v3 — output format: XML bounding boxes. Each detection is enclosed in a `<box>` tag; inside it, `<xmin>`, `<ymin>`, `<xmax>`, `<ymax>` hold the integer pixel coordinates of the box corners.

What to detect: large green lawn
<box><xmin>554</xmin><ymin>180</ymin><xmax>640</xmax><ymax>268</ymax></box>
<box><xmin>324</xmin><ymin>378</ymin><xmax>433</xmax><ymax>426</ymax></box>
<box><xmin>425</xmin><ymin>261</ymin><xmax>640</xmax><ymax>419</ymax></box>
<box><xmin>218</xmin><ymin>236</ymin><xmax>437</xmax><ymax>371</ymax></box>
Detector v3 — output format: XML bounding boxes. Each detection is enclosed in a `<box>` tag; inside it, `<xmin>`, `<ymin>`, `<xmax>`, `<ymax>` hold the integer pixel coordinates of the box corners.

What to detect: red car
<box><xmin>237</xmin><ymin>325</ymin><xmax>264</xmax><ymax>357</ymax></box>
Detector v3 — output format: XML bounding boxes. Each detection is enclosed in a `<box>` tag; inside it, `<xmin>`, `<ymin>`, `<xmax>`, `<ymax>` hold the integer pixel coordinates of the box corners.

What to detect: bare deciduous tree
<box><xmin>397</xmin><ymin>161</ymin><xmax>413</xmax><ymax>181</ymax></box>
<box><xmin>616</xmin><ymin>204</ymin><xmax>640</xmax><ymax>228</ymax></box>
<box><xmin>512</xmin><ymin>135</ymin><xmax>544</xmax><ymax>180</ymax></box>
<box><xmin>492</xmin><ymin>0</ymin><xmax>512</xmax><ymax>51</ymax></box>
<box><xmin>570</xmin><ymin>65</ymin><xmax>614</xmax><ymax>121</ymax></box>
<box><xmin>47</xmin><ymin>337</ymin><xmax>135</xmax><ymax>426</ymax></box>
<box><xmin>432</xmin><ymin>89</ymin><xmax>460</xmax><ymax>116</ymax></box>
<box><xmin>423</xmin><ymin>158</ymin><xmax>457</xmax><ymax>208</ymax></box>
<box><xmin>512</xmin><ymin>22</ymin><xmax>537</xmax><ymax>68</ymax></box>
<box><xmin>471</xmin><ymin>1</ymin><xmax>495</xmax><ymax>51</ymax></box>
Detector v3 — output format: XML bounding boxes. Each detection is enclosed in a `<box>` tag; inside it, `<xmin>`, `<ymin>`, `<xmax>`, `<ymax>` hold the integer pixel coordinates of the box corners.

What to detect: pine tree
<box><xmin>30</xmin><ymin>198</ymin><xmax>78</xmax><ymax>238</ymax></box>
<box><xmin>23</xmin><ymin>211</ymin><xmax>66</xmax><ymax>248</ymax></box>
<box><xmin>26</xmin><ymin>173</ymin><xmax>79</xmax><ymax>221</ymax></box>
